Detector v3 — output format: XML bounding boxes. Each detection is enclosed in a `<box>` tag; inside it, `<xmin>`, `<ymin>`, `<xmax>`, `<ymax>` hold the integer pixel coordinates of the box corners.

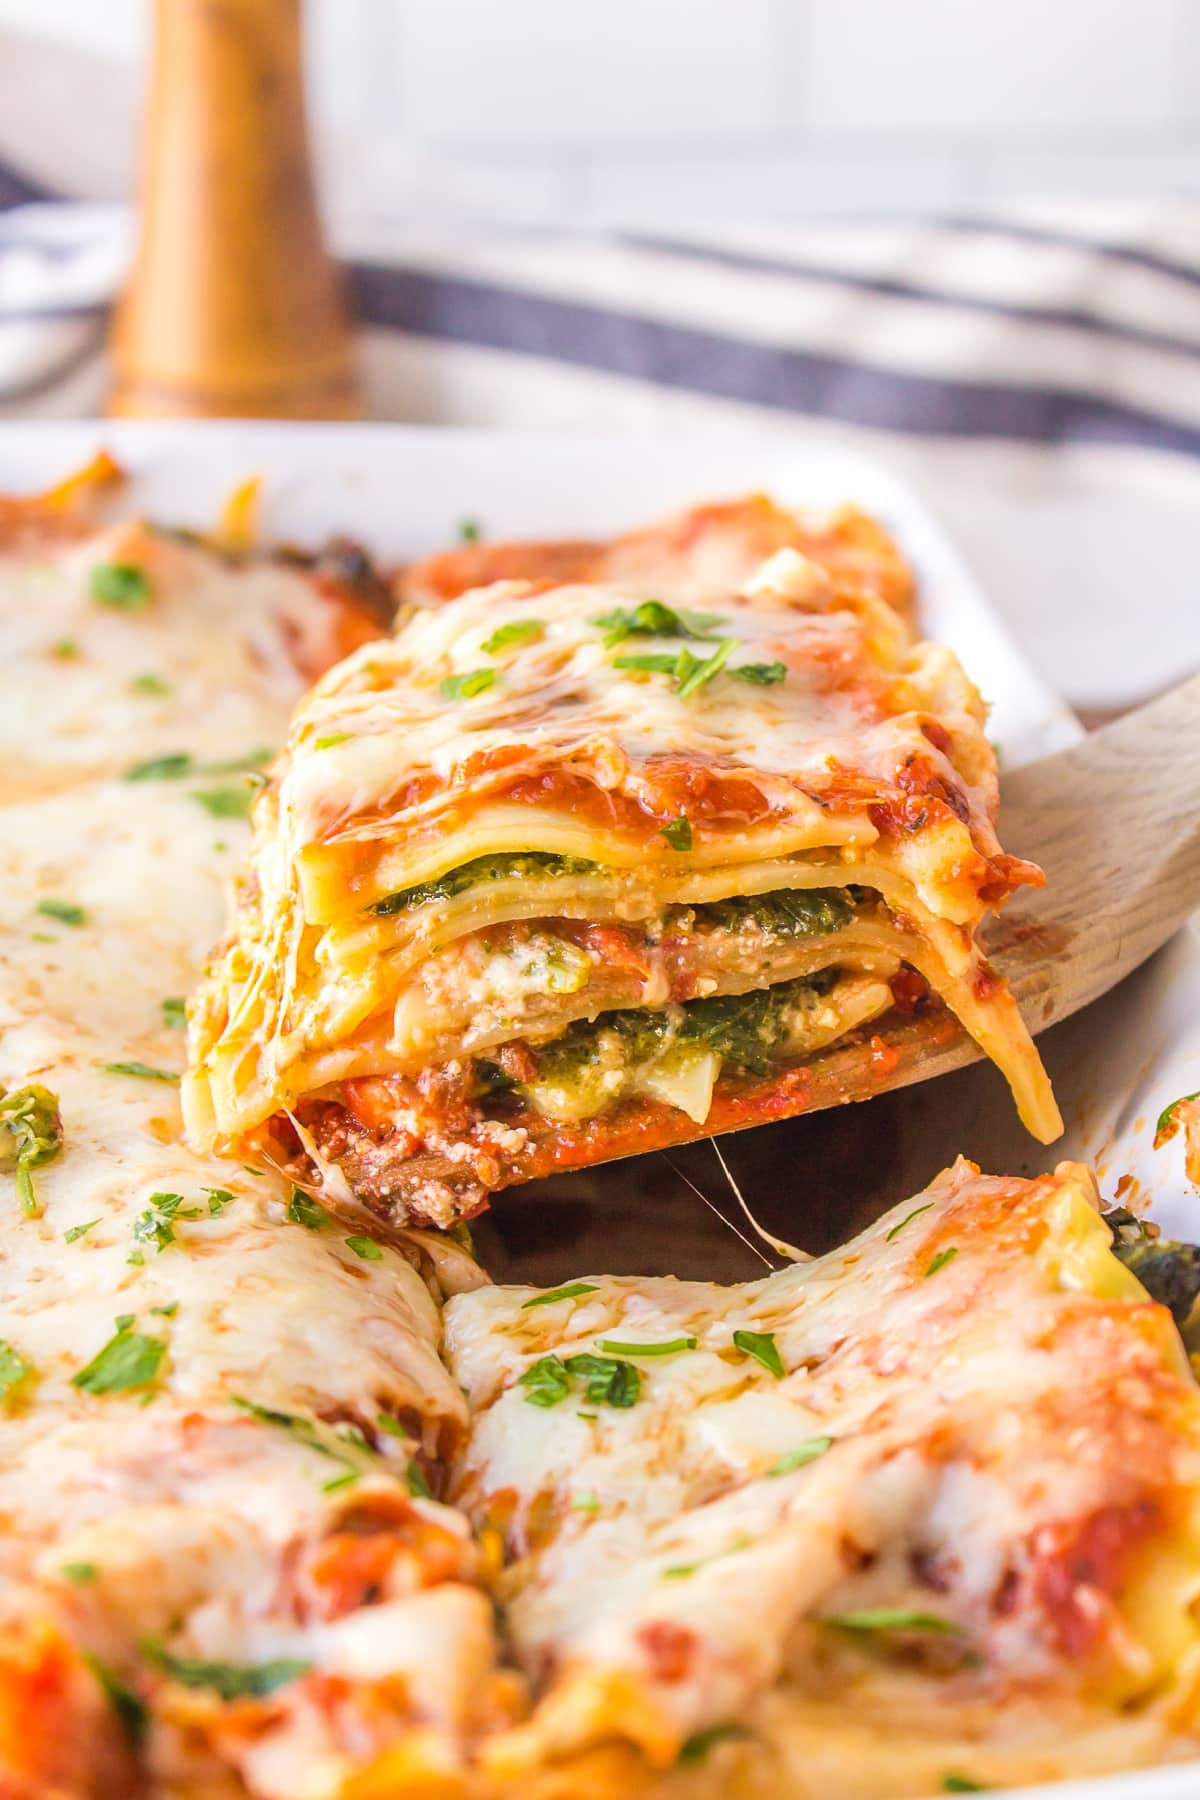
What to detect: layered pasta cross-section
<box><xmin>185</xmin><ymin>516</ymin><xmax>1060</xmax><ymax>1226</ymax></box>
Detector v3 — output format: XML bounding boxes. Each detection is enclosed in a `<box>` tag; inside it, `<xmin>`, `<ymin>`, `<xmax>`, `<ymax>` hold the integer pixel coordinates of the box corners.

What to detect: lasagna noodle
<box><xmin>446</xmin><ymin>1160</ymin><xmax>1200</xmax><ymax>1798</ymax></box>
<box><xmin>185</xmin><ymin>543</ymin><xmax>1058</xmax><ymax>1221</ymax></box>
<box><xmin>0</xmin><ymin>521</ymin><xmax>514</xmax><ymax>1800</ymax></box>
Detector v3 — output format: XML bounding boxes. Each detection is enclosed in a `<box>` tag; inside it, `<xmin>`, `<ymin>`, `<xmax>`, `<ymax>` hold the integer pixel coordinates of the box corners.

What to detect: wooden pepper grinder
<box><xmin>109</xmin><ymin>0</ymin><xmax>359</xmax><ymax>419</ymax></box>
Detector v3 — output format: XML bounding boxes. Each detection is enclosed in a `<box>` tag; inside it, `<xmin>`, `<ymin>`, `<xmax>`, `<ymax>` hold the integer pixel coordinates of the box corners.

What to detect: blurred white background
<box><xmin>2</xmin><ymin>0</ymin><xmax>1200</xmax><ymax>225</ymax></box>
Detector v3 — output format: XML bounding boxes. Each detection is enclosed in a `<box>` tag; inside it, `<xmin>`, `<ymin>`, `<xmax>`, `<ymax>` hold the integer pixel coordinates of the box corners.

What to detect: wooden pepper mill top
<box><xmin>109</xmin><ymin>0</ymin><xmax>359</xmax><ymax>419</ymax></box>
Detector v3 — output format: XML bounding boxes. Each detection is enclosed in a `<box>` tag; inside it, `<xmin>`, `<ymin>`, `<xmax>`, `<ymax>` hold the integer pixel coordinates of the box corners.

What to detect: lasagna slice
<box><xmin>401</xmin><ymin>492</ymin><xmax>918</xmax><ymax>628</ymax></box>
<box><xmin>447</xmin><ymin>1160</ymin><xmax>1200</xmax><ymax>1798</ymax></box>
<box><xmin>185</xmin><ymin>547</ymin><xmax>1059</xmax><ymax>1227</ymax></box>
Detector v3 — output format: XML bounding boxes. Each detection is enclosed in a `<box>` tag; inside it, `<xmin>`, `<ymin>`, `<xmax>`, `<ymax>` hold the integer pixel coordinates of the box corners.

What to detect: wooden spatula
<box><xmin>787</xmin><ymin>671</ymin><xmax>1200</xmax><ymax>1128</ymax></box>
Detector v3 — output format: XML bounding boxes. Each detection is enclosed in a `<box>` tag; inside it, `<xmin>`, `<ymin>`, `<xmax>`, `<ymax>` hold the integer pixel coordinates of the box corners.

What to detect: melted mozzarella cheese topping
<box><xmin>0</xmin><ymin>522</ymin><xmax>513</xmax><ymax>1799</ymax></box>
<box><xmin>447</xmin><ymin>1160</ymin><xmax>1200</xmax><ymax>1787</ymax></box>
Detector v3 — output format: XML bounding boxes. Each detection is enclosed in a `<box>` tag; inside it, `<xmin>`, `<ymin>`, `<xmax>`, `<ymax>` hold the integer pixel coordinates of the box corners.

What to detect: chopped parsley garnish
<box><xmin>64</xmin><ymin>1218</ymin><xmax>100</xmax><ymax>1243</ymax></box>
<box><xmin>0</xmin><ymin>1083</ymin><xmax>63</xmax><ymax>1217</ymax></box>
<box><xmin>518</xmin><ymin>1356</ymin><xmax>572</xmax><ymax>1408</ymax></box>
<box><xmin>732</xmin><ymin>661</ymin><xmax>786</xmax><ymax>685</ymax></box>
<box><xmin>131</xmin><ymin>671</ymin><xmax>171</xmax><ymax>696</ymax></box>
<box><xmin>123</xmin><ymin>746</ymin><xmax>270</xmax><ymax>783</ymax></box>
<box><xmin>313</xmin><ymin>731</ymin><xmax>352</xmax><ymax>750</ymax></box>
<box><xmin>141</xmin><ymin>1640</ymin><xmax>310</xmax><ymax>1701</ymax></box>
<box><xmin>483</xmin><ymin>618</ymin><xmax>545</xmax><ymax>654</ymax></box>
<box><xmin>151</xmin><ymin>1302</ymin><xmax>179</xmax><ymax>1318</ymax></box>
<box><xmin>190</xmin><ymin>784</ymin><xmax>254</xmax><ymax>820</ymax></box>
<box><xmin>886</xmin><ymin>1201</ymin><xmax>935</xmax><ymax>1241</ymax></box>
<box><xmin>131</xmin><ymin>1190</ymin><xmax>202</xmax><ymax>1255</ymax></box>
<box><xmin>661</xmin><ymin>815</ymin><xmax>692</xmax><ymax>852</ymax></box>
<box><xmin>572</xmin><ymin>1490</ymin><xmax>601</xmax><ymax>1512</ymax></box>
<box><xmin>824</xmin><ymin>1607</ymin><xmax>957</xmax><ymax>1634</ymax></box>
<box><xmin>50</xmin><ymin>637</ymin><xmax>80</xmax><ymax>659</ymax></box>
<box><xmin>942</xmin><ymin>1777</ymin><xmax>990</xmax><ymax>1793</ymax></box>
<box><xmin>595</xmin><ymin>1336</ymin><xmax>696</xmax><ymax>1357</ymax></box>
<box><xmin>563</xmin><ymin>1352</ymin><xmax>641</xmax><ymax>1408</ymax></box>
<box><xmin>371</xmin><ymin>851</ymin><xmax>598</xmax><ymax>917</ymax></box>
<box><xmin>521</xmin><ymin>1282</ymin><xmax>598</xmax><ymax>1309</ymax></box>
<box><xmin>1157</xmin><ymin>1090</ymin><xmax>1200</xmax><ymax>1137</ymax></box>
<box><xmin>615</xmin><ymin>636</ymin><xmax>736</xmax><ymax>699</ymax></box>
<box><xmin>205</xmin><ymin>1188</ymin><xmax>233</xmax><ymax>1215</ymax></box>
<box><xmin>161</xmin><ymin>995</ymin><xmax>187</xmax><ymax>1029</ymax></box>
<box><xmin>36</xmin><ymin>898</ymin><xmax>86</xmax><ymax>926</ymax></box>
<box><xmin>73</xmin><ymin>1319</ymin><xmax>167</xmax><ymax>1395</ymax></box>
<box><xmin>123</xmin><ymin>751</ymin><xmax>194</xmax><ymax>782</ymax></box>
<box><xmin>768</xmin><ymin>1436</ymin><xmax>834</xmax><ymax>1476</ymax></box>
<box><xmin>663</xmin><ymin>1537</ymin><xmax>749</xmax><ymax>1581</ymax></box>
<box><xmin>90</xmin><ymin>561</ymin><xmax>151</xmax><ymax>610</ymax></box>
<box><xmin>61</xmin><ymin>1561</ymin><xmax>98</xmax><ymax>1583</ymax></box>
<box><xmin>287</xmin><ymin>1186</ymin><xmax>328</xmax><ymax>1230</ymax></box>
<box><xmin>589</xmin><ymin>599</ymin><xmax>725</xmax><ymax>649</ymax></box>
<box><xmin>440</xmin><ymin>668</ymin><xmax>497</xmax><ymax>702</ymax></box>
<box><xmin>0</xmin><ymin>1340</ymin><xmax>34</xmax><ymax>1407</ymax></box>
<box><xmin>518</xmin><ymin>1352</ymin><xmax>641</xmax><ymax>1410</ymax></box>
<box><xmin>85</xmin><ymin>1652</ymin><xmax>148</xmax><ymax>1741</ymax></box>
<box><xmin>100</xmin><ymin>1061</ymin><xmax>179</xmax><ymax>1082</ymax></box>
<box><xmin>732</xmin><ymin>1329</ymin><xmax>785</xmax><ymax>1379</ymax></box>
<box><xmin>678</xmin><ymin>1723</ymin><xmax>748</xmax><ymax>1764</ymax></box>
<box><xmin>677</xmin><ymin>636</ymin><xmax>735</xmax><ymax>698</ymax></box>
<box><xmin>406</xmin><ymin>1456</ymin><xmax>433</xmax><ymax>1499</ymax></box>
<box><xmin>345</xmin><ymin>1234</ymin><xmax>382</xmax><ymax>1260</ymax></box>
<box><xmin>458</xmin><ymin>517</ymin><xmax>481</xmax><ymax>541</ymax></box>
<box><xmin>924</xmin><ymin>1247</ymin><xmax>959</xmax><ymax>1278</ymax></box>
<box><xmin>232</xmin><ymin>1396</ymin><xmax>387</xmax><ymax>1491</ymax></box>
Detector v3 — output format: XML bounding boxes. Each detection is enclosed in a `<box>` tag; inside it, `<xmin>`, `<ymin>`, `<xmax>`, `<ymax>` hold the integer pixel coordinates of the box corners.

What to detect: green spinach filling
<box><xmin>371</xmin><ymin>852</ymin><xmax>600</xmax><ymax>917</ymax></box>
<box><xmin>483</xmin><ymin>969</ymin><xmax>840</xmax><ymax>1094</ymax></box>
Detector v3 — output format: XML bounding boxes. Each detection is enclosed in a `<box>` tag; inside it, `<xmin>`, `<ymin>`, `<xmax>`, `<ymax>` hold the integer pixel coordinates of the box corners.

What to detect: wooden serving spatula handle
<box><xmin>108</xmin><ymin>0</ymin><xmax>359</xmax><ymax>420</ymax></box>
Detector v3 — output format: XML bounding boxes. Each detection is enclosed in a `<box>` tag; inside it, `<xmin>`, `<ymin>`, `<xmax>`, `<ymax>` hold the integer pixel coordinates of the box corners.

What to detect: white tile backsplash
<box><xmin>800</xmin><ymin>0</ymin><xmax>1180</xmax><ymax>135</ymax></box>
<box><xmin>1</xmin><ymin>0</ymin><xmax>1199</xmax><ymax>219</ymax></box>
<box><xmin>391</xmin><ymin>0</ymin><xmax>778</xmax><ymax>142</ymax></box>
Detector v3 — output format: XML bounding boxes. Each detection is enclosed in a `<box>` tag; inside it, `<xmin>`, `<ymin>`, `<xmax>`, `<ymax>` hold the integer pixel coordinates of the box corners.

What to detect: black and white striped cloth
<box><xmin>0</xmin><ymin>168</ymin><xmax>1196</xmax><ymax>709</ymax></box>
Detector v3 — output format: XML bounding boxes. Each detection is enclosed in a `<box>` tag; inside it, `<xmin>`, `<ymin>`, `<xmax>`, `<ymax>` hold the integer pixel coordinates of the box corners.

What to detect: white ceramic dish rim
<box><xmin>6</xmin><ymin>419</ymin><xmax>1196</xmax><ymax>1800</ymax></box>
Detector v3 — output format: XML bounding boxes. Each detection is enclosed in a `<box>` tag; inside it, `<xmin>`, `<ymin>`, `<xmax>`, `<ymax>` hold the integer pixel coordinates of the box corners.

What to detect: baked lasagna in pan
<box><xmin>185</xmin><ymin>527</ymin><xmax>1059</xmax><ymax>1226</ymax></box>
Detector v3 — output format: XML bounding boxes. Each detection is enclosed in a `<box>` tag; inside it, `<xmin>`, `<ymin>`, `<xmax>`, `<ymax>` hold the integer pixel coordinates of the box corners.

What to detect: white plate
<box><xmin>6</xmin><ymin>419</ymin><xmax>1197</xmax><ymax>1800</ymax></box>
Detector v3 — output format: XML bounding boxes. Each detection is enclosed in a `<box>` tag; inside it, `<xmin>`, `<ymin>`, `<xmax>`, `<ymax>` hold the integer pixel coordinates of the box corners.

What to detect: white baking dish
<box><xmin>6</xmin><ymin>419</ymin><xmax>1197</xmax><ymax>1800</ymax></box>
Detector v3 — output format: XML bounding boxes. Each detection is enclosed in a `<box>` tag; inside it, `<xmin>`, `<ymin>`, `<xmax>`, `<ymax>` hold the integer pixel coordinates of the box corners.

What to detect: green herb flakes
<box><xmin>595</xmin><ymin>1336</ymin><xmax>696</xmax><ymax>1358</ymax></box>
<box><xmin>0</xmin><ymin>1083</ymin><xmax>63</xmax><ymax>1217</ymax></box>
<box><xmin>732</xmin><ymin>1328</ymin><xmax>785</xmax><ymax>1379</ymax></box>
<box><xmin>732</xmin><ymin>661</ymin><xmax>786</xmax><ymax>685</ymax></box>
<box><xmin>50</xmin><ymin>637</ymin><xmax>80</xmax><ymax>659</ymax></box>
<box><xmin>100</xmin><ymin>1060</ymin><xmax>179</xmax><ymax>1082</ymax></box>
<box><xmin>1157</xmin><ymin>1091</ymin><xmax>1200</xmax><ymax>1137</ymax></box>
<box><xmin>61</xmin><ymin>1561</ymin><xmax>98</xmax><ymax>1583</ymax></box>
<box><xmin>204</xmin><ymin>1187</ymin><xmax>234</xmax><ymax>1216</ymax></box>
<box><xmin>142</xmin><ymin>1640</ymin><xmax>310</xmax><ymax>1701</ymax></box>
<box><xmin>73</xmin><ymin>1319</ymin><xmax>167</xmax><ymax>1396</ymax></box>
<box><xmin>885</xmin><ymin>1201</ymin><xmax>935</xmax><ymax>1241</ymax></box>
<box><xmin>161</xmin><ymin>995</ymin><xmax>187</xmax><ymax>1029</ymax></box>
<box><xmin>518</xmin><ymin>1356</ymin><xmax>572</xmax><ymax>1409</ymax></box>
<box><xmin>84</xmin><ymin>1652</ymin><xmax>148</xmax><ymax>1741</ymax></box>
<box><xmin>459</xmin><ymin>517</ymin><xmax>481</xmax><ymax>542</ymax></box>
<box><xmin>314</xmin><ymin>731</ymin><xmax>352</xmax><ymax>750</ymax></box>
<box><xmin>64</xmin><ymin>1218</ymin><xmax>100</xmax><ymax>1244</ymax></box>
<box><xmin>123</xmin><ymin>751</ymin><xmax>194</xmax><ymax>782</ymax></box>
<box><xmin>824</xmin><ymin>1607</ymin><xmax>957</xmax><ymax>1635</ymax></box>
<box><xmin>767</xmin><ymin>1437</ymin><xmax>834</xmax><ymax>1476</ymax></box>
<box><xmin>36</xmin><ymin>898</ymin><xmax>86</xmax><ymax>926</ymax></box>
<box><xmin>924</xmin><ymin>1247</ymin><xmax>959</xmax><ymax>1278</ymax></box>
<box><xmin>91</xmin><ymin>561</ymin><xmax>151</xmax><ymax>610</ymax></box>
<box><xmin>287</xmin><ymin>1186</ymin><xmax>327</xmax><ymax>1230</ymax></box>
<box><xmin>589</xmin><ymin>600</ymin><xmax>724</xmax><ymax>649</ymax></box>
<box><xmin>345</xmin><ymin>1234</ymin><xmax>382</xmax><ymax>1261</ymax></box>
<box><xmin>483</xmin><ymin>618</ymin><xmax>545</xmax><ymax>655</ymax></box>
<box><xmin>678</xmin><ymin>1724</ymin><xmax>748</xmax><ymax>1765</ymax></box>
<box><xmin>131</xmin><ymin>671</ymin><xmax>171</xmax><ymax>696</ymax></box>
<box><xmin>521</xmin><ymin>1282</ymin><xmax>598</xmax><ymax>1309</ymax></box>
<box><xmin>563</xmin><ymin>1352</ymin><xmax>641</xmax><ymax>1408</ymax></box>
<box><xmin>440</xmin><ymin>668</ymin><xmax>496</xmax><ymax>702</ymax></box>
<box><xmin>942</xmin><ymin>1776</ymin><xmax>990</xmax><ymax>1792</ymax></box>
<box><xmin>132</xmin><ymin>1190</ymin><xmax>202</xmax><ymax>1255</ymax></box>
<box><xmin>661</xmin><ymin>815</ymin><xmax>692</xmax><ymax>852</ymax></box>
<box><xmin>190</xmin><ymin>784</ymin><xmax>254</xmax><ymax>820</ymax></box>
<box><xmin>0</xmin><ymin>1340</ymin><xmax>34</xmax><ymax>1407</ymax></box>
